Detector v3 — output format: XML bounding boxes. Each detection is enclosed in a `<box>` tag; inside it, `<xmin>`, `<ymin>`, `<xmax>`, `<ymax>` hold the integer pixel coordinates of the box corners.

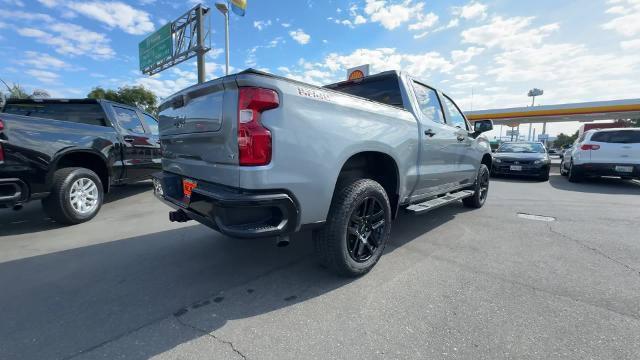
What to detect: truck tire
<box><xmin>463</xmin><ymin>164</ymin><xmax>489</xmax><ymax>209</ymax></box>
<box><xmin>313</xmin><ymin>179</ymin><xmax>392</xmax><ymax>277</ymax></box>
<box><xmin>42</xmin><ymin>167</ymin><xmax>104</xmax><ymax>225</ymax></box>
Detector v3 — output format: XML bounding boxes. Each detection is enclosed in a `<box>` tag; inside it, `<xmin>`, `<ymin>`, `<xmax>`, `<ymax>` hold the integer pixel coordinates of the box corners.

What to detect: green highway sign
<box><xmin>139</xmin><ymin>23</ymin><xmax>173</xmax><ymax>72</ymax></box>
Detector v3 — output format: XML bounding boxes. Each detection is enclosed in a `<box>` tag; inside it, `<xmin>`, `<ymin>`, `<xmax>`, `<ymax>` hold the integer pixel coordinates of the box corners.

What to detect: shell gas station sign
<box><xmin>347</xmin><ymin>64</ymin><xmax>370</xmax><ymax>81</ymax></box>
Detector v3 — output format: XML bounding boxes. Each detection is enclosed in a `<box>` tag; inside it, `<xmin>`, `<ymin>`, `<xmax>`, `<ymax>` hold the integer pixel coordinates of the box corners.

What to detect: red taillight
<box><xmin>0</xmin><ymin>119</ymin><xmax>4</xmax><ymax>131</ymax></box>
<box><xmin>237</xmin><ymin>87</ymin><xmax>279</xmax><ymax>166</ymax></box>
<box><xmin>580</xmin><ymin>144</ymin><xmax>600</xmax><ymax>150</ymax></box>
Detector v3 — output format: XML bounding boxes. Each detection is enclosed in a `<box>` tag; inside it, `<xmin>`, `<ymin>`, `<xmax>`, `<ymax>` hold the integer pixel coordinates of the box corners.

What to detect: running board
<box><xmin>405</xmin><ymin>190</ymin><xmax>474</xmax><ymax>214</ymax></box>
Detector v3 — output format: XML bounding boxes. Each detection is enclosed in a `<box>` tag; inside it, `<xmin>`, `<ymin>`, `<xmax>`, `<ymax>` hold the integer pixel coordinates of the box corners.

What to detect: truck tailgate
<box><xmin>158</xmin><ymin>78</ymin><xmax>239</xmax><ymax>187</ymax></box>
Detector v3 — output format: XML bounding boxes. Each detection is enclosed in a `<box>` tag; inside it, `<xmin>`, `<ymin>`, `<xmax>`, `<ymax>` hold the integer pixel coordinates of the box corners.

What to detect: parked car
<box><xmin>561</xmin><ymin>128</ymin><xmax>640</xmax><ymax>182</ymax></box>
<box><xmin>548</xmin><ymin>148</ymin><xmax>559</xmax><ymax>156</ymax></box>
<box><xmin>559</xmin><ymin>144</ymin><xmax>573</xmax><ymax>160</ymax></box>
<box><xmin>151</xmin><ymin>69</ymin><xmax>494</xmax><ymax>276</ymax></box>
<box><xmin>0</xmin><ymin>98</ymin><xmax>161</xmax><ymax>223</ymax></box>
<box><xmin>491</xmin><ymin>142</ymin><xmax>550</xmax><ymax>181</ymax></box>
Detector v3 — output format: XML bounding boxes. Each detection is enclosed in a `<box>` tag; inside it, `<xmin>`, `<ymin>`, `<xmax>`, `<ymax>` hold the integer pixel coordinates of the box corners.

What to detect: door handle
<box><xmin>457</xmin><ymin>135</ymin><xmax>465</xmax><ymax>142</ymax></box>
<box><xmin>123</xmin><ymin>135</ymin><xmax>135</xmax><ymax>143</ymax></box>
<box><xmin>424</xmin><ymin>129</ymin><xmax>436</xmax><ymax>137</ymax></box>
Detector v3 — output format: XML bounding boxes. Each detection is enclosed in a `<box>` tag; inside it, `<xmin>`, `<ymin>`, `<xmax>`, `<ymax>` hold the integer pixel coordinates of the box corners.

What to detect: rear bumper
<box><xmin>0</xmin><ymin>178</ymin><xmax>28</xmax><ymax>207</ymax></box>
<box><xmin>573</xmin><ymin>163</ymin><xmax>639</xmax><ymax>178</ymax></box>
<box><xmin>492</xmin><ymin>164</ymin><xmax>550</xmax><ymax>177</ymax></box>
<box><xmin>152</xmin><ymin>172</ymin><xmax>299</xmax><ymax>238</ymax></box>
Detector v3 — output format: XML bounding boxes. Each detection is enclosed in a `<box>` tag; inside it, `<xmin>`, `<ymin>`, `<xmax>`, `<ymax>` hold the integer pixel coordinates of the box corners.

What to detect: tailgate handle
<box><xmin>123</xmin><ymin>135</ymin><xmax>135</xmax><ymax>143</ymax></box>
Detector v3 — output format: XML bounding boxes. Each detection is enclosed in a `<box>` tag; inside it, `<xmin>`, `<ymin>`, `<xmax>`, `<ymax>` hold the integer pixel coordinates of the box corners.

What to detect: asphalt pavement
<box><xmin>1</xmin><ymin>168</ymin><xmax>639</xmax><ymax>360</ymax></box>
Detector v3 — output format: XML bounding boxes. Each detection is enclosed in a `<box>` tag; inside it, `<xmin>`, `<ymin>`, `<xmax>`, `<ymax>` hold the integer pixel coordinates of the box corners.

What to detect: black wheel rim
<box><xmin>479</xmin><ymin>170</ymin><xmax>489</xmax><ymax>202</ymax></box>
<box><xmin>347</xmin><ymin>196</ymin><xmax>386</xmax><ymax>263</ymax></box>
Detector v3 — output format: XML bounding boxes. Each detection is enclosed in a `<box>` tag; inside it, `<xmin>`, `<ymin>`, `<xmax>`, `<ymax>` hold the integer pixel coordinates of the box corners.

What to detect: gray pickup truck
<box><xmin>152</xmin><ymin>69</ymin><xmax>494</xmax><ymax>276</ymax></box>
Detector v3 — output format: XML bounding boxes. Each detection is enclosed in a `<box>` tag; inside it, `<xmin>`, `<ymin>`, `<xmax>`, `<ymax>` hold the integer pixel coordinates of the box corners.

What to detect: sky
<box><xmin>1</xmin><ymin>0</ymin><xmax>639</xmax><ymax>138</ymax></box>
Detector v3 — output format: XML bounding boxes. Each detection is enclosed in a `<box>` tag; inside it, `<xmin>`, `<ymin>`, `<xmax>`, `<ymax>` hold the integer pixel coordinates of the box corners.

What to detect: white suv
<box><xmin>560</xmin><ymin>128</ymin><xmax>640</xmax><ymax>182</ymax></box>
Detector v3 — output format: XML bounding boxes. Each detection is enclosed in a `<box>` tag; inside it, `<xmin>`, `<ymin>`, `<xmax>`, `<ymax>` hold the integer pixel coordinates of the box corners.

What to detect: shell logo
<box><xmin>348</xmin><ymin>70</ymin><xmax>365</xmax><ymax>81</ymax></box>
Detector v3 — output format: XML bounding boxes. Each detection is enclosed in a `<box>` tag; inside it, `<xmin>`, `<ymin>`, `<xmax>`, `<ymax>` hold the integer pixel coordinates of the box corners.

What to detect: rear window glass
<box><xmin>590</xmin><ymin>130</ymin><xmax>640</xmax><ymax>144</ymax></box>
<box><xmin>2</xmin><ymin>102</ymin><xmax>106</xmax><ymax>126</ymax></box>
<box><xmin>325</xmin><ymin>75</ymin><xmax>404</xmax><ymax>109</ymax></box>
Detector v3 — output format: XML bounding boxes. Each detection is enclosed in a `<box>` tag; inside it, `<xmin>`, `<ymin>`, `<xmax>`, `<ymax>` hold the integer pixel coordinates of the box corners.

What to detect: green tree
<box><xmin>553</xmin><ymin>130</ymin><xmax>579</xmax><ymax>148</ymax></box>
<box><xmin>88</xmin><ymin>85</ymin><xmax>158</xmax><ymax>115</ymax></box>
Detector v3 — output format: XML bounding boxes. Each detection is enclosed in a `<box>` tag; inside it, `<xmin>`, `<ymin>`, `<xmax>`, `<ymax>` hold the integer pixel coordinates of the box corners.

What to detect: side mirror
<box><xmin>473</xmin><ymin>120</ymin><xmax>493</xmax><ymax>137</ymax></box>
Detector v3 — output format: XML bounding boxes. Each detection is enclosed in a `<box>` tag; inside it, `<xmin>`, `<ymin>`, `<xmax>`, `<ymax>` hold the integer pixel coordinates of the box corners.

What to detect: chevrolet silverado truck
<box><xmin>152</xmin><ymin>69</ymin><xmax>494</xmax><ymax>276</ymax></box>
<box><xmin>0</xmin><ymin>98</ymin><xmax>161</xmax><ymax>224</ymax></box>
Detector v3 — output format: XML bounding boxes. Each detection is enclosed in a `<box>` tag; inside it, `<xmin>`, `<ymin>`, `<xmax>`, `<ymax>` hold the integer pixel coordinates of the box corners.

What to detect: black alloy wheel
<box><xmin>346</xmin><ymin>196</ymin><xmax>386</xmax><ymax>262</ymax></box>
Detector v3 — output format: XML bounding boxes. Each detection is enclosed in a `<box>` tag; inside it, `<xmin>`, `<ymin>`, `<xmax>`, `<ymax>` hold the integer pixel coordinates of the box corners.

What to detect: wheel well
<box><xmin>334</xmin><ymin>152</ymin><xmax>400</xmax><ymax>218</ymax></box>
<box><xmin>54</xmin><ymin>152</ymin><xmax>110</xmax><ymax>192</ymax></box>
<box><xmin>481</xmin><ymin>153</ymin><xmax>492</xmax><ymax>170</ymax></box>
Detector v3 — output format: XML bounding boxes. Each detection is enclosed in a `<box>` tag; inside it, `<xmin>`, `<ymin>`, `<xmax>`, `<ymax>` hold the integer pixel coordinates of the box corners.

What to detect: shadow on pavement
<box><xmin>548</xmin><ymin>173</ymin><xmax>640</xmax><ymax>195</ymax></box>
<box><xmin>0</xmin><ymin>204</ymin><xmax>464</xmax><ymax>360</ymax></box>
<box><xmin>0</xmin><ymin>182</ymin><xmax>152</xmax><ymax>237</ymax></box>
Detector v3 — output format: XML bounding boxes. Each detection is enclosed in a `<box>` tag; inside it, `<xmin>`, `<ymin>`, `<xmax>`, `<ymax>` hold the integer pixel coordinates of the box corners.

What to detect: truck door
<box><xmin>410</xmin><ymin>81</ymin><xmax>461</xmax><ymax>198</ymax></box>
<box><xmin>441</xmin><ymin>94</ymin><xmax>477</xmax><ymax>183</ymax></box>
<box><xmin>139</xmin><ymin>111</ymin><xmax>162</xmax><ymax>175</ymax></box>
<box><xmin>111</xmin><ymin>105</ymin><xmax>156</xmax><ymax>181</ymax></box>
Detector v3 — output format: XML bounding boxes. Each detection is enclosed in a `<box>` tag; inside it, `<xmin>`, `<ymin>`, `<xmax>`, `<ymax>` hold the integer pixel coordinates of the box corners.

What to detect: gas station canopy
<box><xmin>465</xmin><ymin>99</ymin><xmax>640</xmax><ymax>125</ymax></box>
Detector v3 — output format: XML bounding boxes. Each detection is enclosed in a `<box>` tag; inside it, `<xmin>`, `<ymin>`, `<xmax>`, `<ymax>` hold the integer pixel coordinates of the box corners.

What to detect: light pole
<box><xmin>528</xmin><ymin>88</ymin><xmax>545</xmax><ymax>144</ymax></box>
<box><xmin>215</xmin><ymin>2</ymin><xmax>230</xmax><ymax>76</ymax></box>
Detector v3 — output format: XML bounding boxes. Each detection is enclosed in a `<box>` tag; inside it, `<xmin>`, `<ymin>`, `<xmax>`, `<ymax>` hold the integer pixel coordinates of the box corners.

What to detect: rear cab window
<box><xmin>141</xmin><ymin>113</ymin><xmax>159</xmax><ymax>136</ymax></box>
<box><xmin>590</xmin><ymin>130</ymin><xmax>640</xmax><ymax>144</ymax></box>
<box><xmin>325</xmin><ymin>74</ymin><xmax>405</xmax><ymax>109</ymax></box>
<box><xmin>2</xmin><ymin>102</ymin><xmax>107</xmax><ymax>126</ymax></box>
<box><xmin>411</xmin><ymin>82</ymin><xmax>446</xmax><ymax>124</ymax></box>
<box><xmin>441</xmin><ymin>95</ymin><xmax>469</xmax><ymax>130</ymax></box>
<box><xmin>113</xmin><ymin>106</ymin><xmax>145</xmax><ymax>134</ymax></box>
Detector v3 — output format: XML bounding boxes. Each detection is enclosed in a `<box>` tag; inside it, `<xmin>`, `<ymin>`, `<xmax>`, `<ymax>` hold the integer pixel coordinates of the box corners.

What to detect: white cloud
<box><xmin>621</xmin><ymin>38</ymin><xmax>640</xmax><ymax>50</ymax></box>
<box><xmin>22</xmin><ymin>51</ymin><xmax>71</xmax><ymax>69</ymax></box>
<box><xmin>602</xmin><ymin>0</ymin><xmax>640</xmax><ymax>37</ymax></box>
<box><xmin>289</xmin><ymin>29</ymin><xmax>310</xmax><ymax>45</ymax></box>
<box><xmin>253</xmin><ymin>20</ymin><xmax>272</xmax><ymax>31</ymax></box>
<box><xmin>451</xmin><ymin>47</ymin><xmax>484</xmax><ymax>64</ymax></box>
<box><xmin>364</xmin><ymin>0</ymin><xmax>424</xmax><ymax>30</ymax></box>
<box><xmin>333</xmin><ymin>4</ymin><xmax>368</xmax><ymax>28</ymax></box>
<box><xmin>37</xmin><ymin>0</ymin><xmax>58</xmax><ymax>6</ymax></box>
<box><xmin>2</xmin><ymin>0</ymin><xmax>25</xmax><ymax>7</ymax></box>
<box><xmin>462</xmin><ymin>16</ymin><xmax>559</xmax><ymax>49</ymax></box>
<box><xmin>455</xmin><ymin>73</ymin><xmax>479</xmax><ymax>81</ymax></box>
<box><xmin>408</xmin><ymin>12</ymin><xmax>438</xmax><ymax>31</ymax></box>
<box><xmin>279</xmin><ymin>47</ymin><xmax>467</xmax><ymax>85</ymax></box>
<box><xmin>413</xmin><ymin>31</ymin><xmax>429</xmax><ymax>39</ymax></box>
<box><xmin>0</xmin><ymin>10</ymin><xmax>54</xmax><ymax>22</ymax></box>
<box><xmin>66</xmin><ymin>1</ymin><xmax>155</xmax><ymax>35</ymax></box>
<box><xmin>453</xmin><ymin>1</ymin><xmax>488</xmax><ymax>20</ymax></box>
<box><xmin>17</xmin><ymin>22</ymin><xmax>115</xmax><ymax>59</ymax></box>
<box><xmin>281</xmin><ymin>22</ymin><xmax>291</xmax><ymax>28</ymax></box>
<box><xmin>26</xmin><ymin>69</ymin><xmax>59</xmax><ymax>83</ymax></box>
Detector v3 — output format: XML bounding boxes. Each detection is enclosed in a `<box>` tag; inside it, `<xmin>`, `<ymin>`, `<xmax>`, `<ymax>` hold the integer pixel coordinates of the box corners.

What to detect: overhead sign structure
<box><xmin>538</xmin><ymin>134</ymin><xmax>549</xmax><ymax>141</ymax></box>
<box><xmin>139</xmin><ymin>23</ymin><xmax>173</xmax><ymax>72</ymax></box>
<box><xmin>139</xmin><ymin>4</ymin><xmax>211</xmax><ymax>83</ymax></box>
<box><xmin>347</xmin><ymin>64</ymin><xmax>370</xmax><ymax>81</ymax></box>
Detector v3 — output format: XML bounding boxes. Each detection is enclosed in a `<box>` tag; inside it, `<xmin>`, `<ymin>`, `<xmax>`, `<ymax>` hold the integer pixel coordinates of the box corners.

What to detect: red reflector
<box><xmin>237</xmin><ymin>87</ymin><xmax>279</xmax><ymax>166</ymax></box>
<box><xmin>0</xmin><ymin>119</ymin><xmax>4</xmax><ymax>131</ymax></box>
<box><xmin>580</xmin><ymin>144</ymin><xmax>600</xmax><ymax>150</ymax></box>
<box><xmin>182</xmin><ymin>178</ymin><xmax>197</xmax><ymax>198</ymax></box>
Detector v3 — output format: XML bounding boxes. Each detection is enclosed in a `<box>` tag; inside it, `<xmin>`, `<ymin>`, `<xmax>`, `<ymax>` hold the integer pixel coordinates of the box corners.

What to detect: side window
<box><xmin>113</xmin><ymin>106</ymin><xmax>145</xmax><ymax>134</ymax></box>
<box><xmin>412</xmin><ymin>82</ymin><xmax>445</xmax><ymax>124</ymax></box>
<box><xmin>141</xmin><ymin>113</ymin><xmax>159</xmax><ymax>136</ymax></box>
<box><xmin>442</xmin><ymin>95</ymin><xmax>468</xmax><ymax>130</ymax></box>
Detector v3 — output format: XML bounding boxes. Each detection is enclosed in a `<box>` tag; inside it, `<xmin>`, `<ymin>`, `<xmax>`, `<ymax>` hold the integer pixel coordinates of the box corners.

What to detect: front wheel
<box><xmin>463</xmin><ymin>164</ymin><xmax>489</xmax><ymax>209</ymax></box>
<box><xmin>313</xmin><ymin>179</ymin><xmax>392</xmax><ymax>277</ymax></box>
<box><xmin>42</xmin><ymin>167</ymin><xmax>104</xmax><ymax>225</ymax></box>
